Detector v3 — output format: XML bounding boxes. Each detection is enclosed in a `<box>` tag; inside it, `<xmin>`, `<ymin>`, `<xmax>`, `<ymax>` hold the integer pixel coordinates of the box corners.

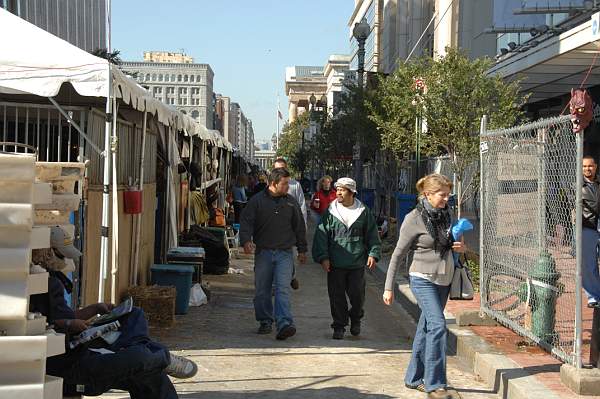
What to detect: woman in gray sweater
<box><xmin>383</xmin><ymin>174</ymin><xmax>466</xmax><ymax>399</ymax></box>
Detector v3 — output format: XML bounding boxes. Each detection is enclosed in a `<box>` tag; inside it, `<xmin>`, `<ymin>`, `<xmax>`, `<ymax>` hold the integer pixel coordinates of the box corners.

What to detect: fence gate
<box><xmin>480</xmin><ymin>114</ymin><xmax>584</xmax><ymax>365</ymax></box>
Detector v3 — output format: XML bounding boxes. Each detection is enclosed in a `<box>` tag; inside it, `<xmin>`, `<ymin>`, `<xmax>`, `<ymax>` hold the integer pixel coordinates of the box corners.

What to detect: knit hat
<box><xmin>334</xmin><ymin>177</ymin><xmax>357</xmax><ymax>193</ymax></box>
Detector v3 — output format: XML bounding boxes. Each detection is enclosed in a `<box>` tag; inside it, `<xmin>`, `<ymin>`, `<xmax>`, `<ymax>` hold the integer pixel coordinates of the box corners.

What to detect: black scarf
<box><xmin>416</xmin><ymin>197</ymin><xmax>453</xmax><ymax>259</ymax></box>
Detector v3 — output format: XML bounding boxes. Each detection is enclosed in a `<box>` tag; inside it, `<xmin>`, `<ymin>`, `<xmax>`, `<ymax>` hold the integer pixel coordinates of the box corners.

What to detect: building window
<box><xmin>171</xmin><ymin>74</ymin><xmax>176</xmax><ymax>81</ymax></box>
<box><xmin>177</xmin><ymin>75</ymin><xmax>182</xmax><ymax>82</ymax></box>
<box><xmin>179</xmin><ymin>87</ymin><xmax>187</xmax><ymax>95</ymax></box>
<box><xmin>145</xmin><ymin>74</ymin><xmax>151</xmax><ymax>81</ymax></box>
<box><xmin>165</xmin><ymin>74</ymin><xmax>170</xmax><ymax>82</ymax></box>
<box><xmin>184</xmin><ymin>75</ymin><xmax>189</xmax><ymax>82</ymax></box>
<box><xmin>191</xmin><ymin>110</ymin><xmax>199</xmax><ymax>119</ymax></box>
<box><xmin>179</xmin><ymin>98</ymin><xmax>188</xmax><ymax>105</ymax></box>
<box><xmin>196</xmin><ymin>75</ymin><xmax>202</xmax><ymax>83</ymax></box>
<box><xmin>158</xmin><ymin>74</ymin><xmax>163</xmax><ymax>82</ymax></box>
<box><xmin>190</xmin><ymin>75</ymin><xmax>195</xmax><ymax>83</ymax></box>
<box><xmin>152</xmin><ymin>74</ymin><xmax>157</xmax><ymax>81</ymax></box>
<box><xmin>154</xmin><ymin>87</ymin><xmax>162</xmax><ymax>94</ymax></box>
<box><xmin>167</xmin><ymin>87</ymin><xmax>175</xmax><ymax>94</ymax></box>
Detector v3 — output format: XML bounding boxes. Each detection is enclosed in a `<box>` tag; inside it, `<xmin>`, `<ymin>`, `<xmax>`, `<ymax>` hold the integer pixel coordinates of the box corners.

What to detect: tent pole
<box><xmin>187</xmin><ymin>135</ymin><xmax>194</xmax><ymax>228</ymax></box>
<box><xmin>47</xmin><ymin>97</ymin><xmax>104</xmax><ymax>156</ymax></box>
<box><xmin>132</xmin><ymin>111</ymin><xmax>147</xmax><ymax>286</ymax></box>
<box><xmin>99</xmin><ymin>0</ymin><xmax>112</xmax><ymax>303</ymax></box>
<box><xmin>110</xmin><ymin>98</ymin><xmax>119</xmax><ymax>304</ymax></box>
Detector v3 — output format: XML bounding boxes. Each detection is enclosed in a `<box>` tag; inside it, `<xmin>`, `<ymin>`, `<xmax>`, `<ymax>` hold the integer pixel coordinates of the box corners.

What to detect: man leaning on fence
<box><xmin>581</xmin><ymin>155</ymin><xmax>600</xmax><ymax>308</ymax></box>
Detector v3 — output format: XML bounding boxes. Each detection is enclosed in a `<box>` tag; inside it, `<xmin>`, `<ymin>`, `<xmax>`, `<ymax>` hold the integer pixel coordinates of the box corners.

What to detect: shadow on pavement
<box><xmin>176</xmin><ymin>386</ymin><xmax>397</xmax><ymax>399</ymax></box>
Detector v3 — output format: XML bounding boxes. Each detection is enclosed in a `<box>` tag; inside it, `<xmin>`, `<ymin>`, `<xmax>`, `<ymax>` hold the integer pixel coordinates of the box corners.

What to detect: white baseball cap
<box><xmin>50</xmin><ymin>226</ymin><xmax>82</xmax><ymax>259</ymax></box>
<box><xmin>334</xmin><ymin>177</ymin><xmax>357</xmax><ymax>193</ymax></box>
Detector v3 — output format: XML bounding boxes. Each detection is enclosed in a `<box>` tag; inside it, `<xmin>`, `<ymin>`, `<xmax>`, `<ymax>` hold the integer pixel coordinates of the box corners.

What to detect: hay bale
<box><xmin>126</xmin><ymin>285</ymin><xmax>176</xmax><ymax>327</ymax></box>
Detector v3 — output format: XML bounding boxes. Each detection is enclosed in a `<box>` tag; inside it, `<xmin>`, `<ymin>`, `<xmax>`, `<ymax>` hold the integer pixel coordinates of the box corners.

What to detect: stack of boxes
<box><xmin>0</xmin><ymin>153</ymin><xmax>85</xmax><ymax>398</ymax></box>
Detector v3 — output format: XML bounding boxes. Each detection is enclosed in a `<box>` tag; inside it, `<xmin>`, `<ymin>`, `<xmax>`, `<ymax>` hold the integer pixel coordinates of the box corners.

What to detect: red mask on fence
<box><xmin>570</xmin><ymin>88</ymin><xmax>593</xmax><ymax>133</ymax></box>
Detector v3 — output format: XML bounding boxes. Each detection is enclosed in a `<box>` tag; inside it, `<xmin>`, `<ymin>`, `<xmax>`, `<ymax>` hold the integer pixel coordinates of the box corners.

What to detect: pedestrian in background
<box><xmin>239</xmin><ymin>168</ymin><xmax>307</xmax><ymax>340</ymax></box>
<box><xmin>383</xmin><ymin>173</ymin><xmax>466</xmax><ymax>399</ymax></box>
<box><xmin>312</xmin><ymin>177</ymin><xmax>381</xmax><ymax>340</ymax></box>
<box><xmin>273</xmin><ymin>158</ymin><xmax>306</xmax><ymax>290</ymax></box>
<box><xmin>310</xmin><ymin>175</ymin><xmax>337</xmax><ymax>225</ymax></box>
<box><xmin>232</xmin><ymin>175</ymin><xmax>248</xmax><ymax>223</ymax></box>
<box><xmin>581</xmin><ymin>155</ymin><xmax>600</xmax><ymax>308</ymax></box>
<box><xmin>253</xmin><ymin>173</ymin><xmax>268</xmax><ymax>196</ymax></box>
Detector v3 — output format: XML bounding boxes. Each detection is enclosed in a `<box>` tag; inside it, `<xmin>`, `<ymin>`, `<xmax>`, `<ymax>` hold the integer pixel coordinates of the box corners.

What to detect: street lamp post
<box><xmin>352</xmin><ymin>17</ymin><xmax>370</xmax><ymax>193</ymax></box>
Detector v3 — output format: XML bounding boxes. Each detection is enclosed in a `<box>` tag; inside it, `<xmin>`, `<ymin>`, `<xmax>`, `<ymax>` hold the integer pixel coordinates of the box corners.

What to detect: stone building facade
<box><xmin>121</xmin><ymin>60</ymin><xmax>214</xmax><ymax>128</ymax></box>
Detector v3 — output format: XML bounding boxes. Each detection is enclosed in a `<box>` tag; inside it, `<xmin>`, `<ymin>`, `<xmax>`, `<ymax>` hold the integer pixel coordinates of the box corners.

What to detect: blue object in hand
<box><xmin>452</xmin><ymin>218</ymin><xmax>474</xmax><ymax>240</ymax></box>
<box><xmin>452</xmin><ymin>218</ymin><xmax>473</xmax><ymax>264</ymax></box>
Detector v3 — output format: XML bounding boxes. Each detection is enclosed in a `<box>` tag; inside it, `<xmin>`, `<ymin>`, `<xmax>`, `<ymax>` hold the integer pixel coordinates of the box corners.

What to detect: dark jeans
<box><xmin>327</xmin><ymin>266</ymin><xmax>366</xmax><ymax>329</ymax></box>
<box><xmin>233</xmin><ymin>201</ymin><xmax>245</xmax><ymax>223</ymax></box>
<box><xmin>48</xmin><ymin>307</ymin><xmax>177</xmax><ymax>399</ymax></box>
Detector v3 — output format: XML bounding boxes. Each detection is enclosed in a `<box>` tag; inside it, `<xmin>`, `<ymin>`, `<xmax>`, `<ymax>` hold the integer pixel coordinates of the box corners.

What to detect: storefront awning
<box><xmin>489</xmin><ymin>13</ymin><xmax>600</xmax><ymax>104</ymax></box>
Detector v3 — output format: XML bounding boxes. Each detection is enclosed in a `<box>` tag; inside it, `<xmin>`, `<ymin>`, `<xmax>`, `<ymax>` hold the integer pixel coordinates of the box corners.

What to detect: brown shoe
<box><xmin>428</xmin><ymin>388</ymin><xmax>451</xmax><ymax>399</ymax></box>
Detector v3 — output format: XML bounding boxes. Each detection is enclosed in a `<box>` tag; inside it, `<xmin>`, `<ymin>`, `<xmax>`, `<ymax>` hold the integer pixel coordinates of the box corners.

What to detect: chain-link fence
<box><xmin>480</xmin><ymin>114</ymin><xmax>583</xmax><ymax>365</ymax></box>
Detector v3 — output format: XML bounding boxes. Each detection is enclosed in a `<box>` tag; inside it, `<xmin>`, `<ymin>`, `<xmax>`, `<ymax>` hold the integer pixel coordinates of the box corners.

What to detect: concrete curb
<box><xmin>372</xmin><ymin>256</ymin><xmax>562</xmax><ymax>399</ymax></box>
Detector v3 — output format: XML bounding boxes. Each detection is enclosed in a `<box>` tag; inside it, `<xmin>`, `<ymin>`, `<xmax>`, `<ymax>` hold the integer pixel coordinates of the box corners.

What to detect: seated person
<box><xmin>30</xmin><ymin>226</ymin><xmax>197</xmax><ymax>398</ymax></box>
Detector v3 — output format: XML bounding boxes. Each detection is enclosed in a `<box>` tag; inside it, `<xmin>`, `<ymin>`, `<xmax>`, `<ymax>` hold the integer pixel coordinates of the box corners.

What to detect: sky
<box><xmin>112</xmin><ymin>0</ymin><xmax>351</xmax><ymax>143</ymax></box>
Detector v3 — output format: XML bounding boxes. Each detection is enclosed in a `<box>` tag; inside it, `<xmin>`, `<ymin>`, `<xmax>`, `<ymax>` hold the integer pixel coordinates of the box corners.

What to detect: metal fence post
<box><xmin>575</xmin><ymin>130</ymin><xmax>584</xmax><ymax>369</ymax></box>
<box><xmin>479</xmin><ymin>115</ymin><xmax>487</xmax><ymax>298</ymax></box>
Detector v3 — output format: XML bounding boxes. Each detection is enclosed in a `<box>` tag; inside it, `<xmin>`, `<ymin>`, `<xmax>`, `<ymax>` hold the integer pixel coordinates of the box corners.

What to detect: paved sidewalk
<box><xmin>94</xmin><ymin>253</ymin><xmax>496</xmax><ymax>398</ymax></box>
<box><xmin>375</xmin><ymin>254</ymin><xmax>600</xmax><ymax>399</ymax></box>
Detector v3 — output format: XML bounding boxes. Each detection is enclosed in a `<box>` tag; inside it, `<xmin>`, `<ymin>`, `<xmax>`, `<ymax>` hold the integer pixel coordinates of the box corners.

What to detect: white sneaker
<box><xmin>166</xmin><ymin>354</ymin><xmax>198</xmax><ymax>379</ymax></box>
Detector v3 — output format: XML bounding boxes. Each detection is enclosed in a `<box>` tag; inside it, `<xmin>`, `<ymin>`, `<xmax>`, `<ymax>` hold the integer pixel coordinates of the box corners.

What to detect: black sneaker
<box><xmin>257</xmin><ymin>323</ymin><xmax>273</xmax><ymax>334</ymax></box>
<box><xmin>350</xmin><ymin>322</ymin><xmax>361</xmax><ymax>336</ymax></box>
<box><xmin>332</xmin><ymin>328</ymin><xmax>345</xmax><ymax>340</ymax></box>
<box><xmin>276</xmin><ymin>325</ymin><xmax>296</xmax><ymax>340</ymax></box>
<box><xmin>290</xmin><ymin>278</ymin><xmax>299</xmax><ymax>290</ymax></box>
<box><xmin>588</xmin><ymin>302</ymin><xmax>600</xmax><ymax>309</ymax></box>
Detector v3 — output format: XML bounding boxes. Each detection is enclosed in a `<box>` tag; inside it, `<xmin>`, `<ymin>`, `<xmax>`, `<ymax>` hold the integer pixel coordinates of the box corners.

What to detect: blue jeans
<box><xmin>405</xmin><ymin>276</ymin><xmax>450</xmax><ymax>392</ymax></box>
<box><xmin>582</xmin><ymin>227</ymin><xmax>600</xmax><ymax>303</ymax></box>
<box><xmin>254</xmin><ymin>248</ymin><xmax>294</xmax><ymax>332</ymax></box>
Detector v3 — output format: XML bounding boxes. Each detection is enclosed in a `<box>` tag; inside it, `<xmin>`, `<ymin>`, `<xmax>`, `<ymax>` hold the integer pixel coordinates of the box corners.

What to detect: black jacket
<box><xmin>239</xmin><ymin>190</ymin><xmax>307</xmax><ymax>253</ymax></box>
<box><xmin>583</xmin><ymin>178</ymin><xmax>600</xmax><ymax>229</ymax></box>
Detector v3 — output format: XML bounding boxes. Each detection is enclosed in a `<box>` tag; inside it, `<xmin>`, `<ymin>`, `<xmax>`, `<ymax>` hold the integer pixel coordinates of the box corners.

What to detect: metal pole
<box><xmin>354</xmin><ymin>37</ymin><xmax>366</xmax><ymax>191</ymax></box>
<box><xmin>99</xmin><ymin>0</ymin><xmax>112</xmax><ymax>303</ymax></box>
<box><xmin>132</xmin><ymin>111</ymin><xmax>147</xmax><ymax>286</ymax></box>
<box><xmin>187</xmin><ymin>134</ymin><xmax>194</xmax><ymax>229</ymax></box>
<box><xmin>110</xmin><ymin>98</ymin><xmax>119</xmax><ymax>304</ymax></box>
<box><xmin>575</xmin><ymin>130</ymin><xmax>584</xmax><ymax>369</ymax></box>
<box><xmin>479</xmin><ymin>115</ymin><xmax>487</xmax><ymax>304</ymax></box>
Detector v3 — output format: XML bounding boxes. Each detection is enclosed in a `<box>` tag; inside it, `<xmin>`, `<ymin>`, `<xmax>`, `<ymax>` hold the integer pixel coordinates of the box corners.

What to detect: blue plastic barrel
<box><xmin>359</xmin><ymin>188</ymin><xmax>375</xmax><ymax>209</ymax></box>
<box><xmin>395</xmin><ymin>192</ymin><xmax>417</xmax><ymax>232</ymax></box>
<box><xmin>151</xmin><ymin>264</ymin><xmax>195</xmax><ymax>315</ymax></box>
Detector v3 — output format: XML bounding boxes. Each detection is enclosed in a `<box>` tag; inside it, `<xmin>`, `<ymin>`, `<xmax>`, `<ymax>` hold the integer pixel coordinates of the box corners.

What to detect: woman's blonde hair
<box><xmin>416</xmin><ymin>173</ymin><xmax>452</xmax><ymax>198</ymax></box>
<box><xmin>317</xmin><ymin>175</ymin><xmax>333</xmax><ymax>191</ymax></box>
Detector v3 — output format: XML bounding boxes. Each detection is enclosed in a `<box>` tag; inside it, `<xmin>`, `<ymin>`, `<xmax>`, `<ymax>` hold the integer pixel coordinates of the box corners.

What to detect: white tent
<box><xmin>0</xmin><ymin>8</ymin><xmax>232</xmax><ymax>303</ymax></box>
<box><xmin>0</xmin><ymin>8</ymin><xmax>232</xmax><ymax>149</ymax></box>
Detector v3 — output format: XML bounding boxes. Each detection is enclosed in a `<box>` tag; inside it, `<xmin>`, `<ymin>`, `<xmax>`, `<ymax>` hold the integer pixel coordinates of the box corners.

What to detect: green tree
<box><xmin>316</xmin><ymin>83</ymin><xmax>381</xmax><ymax>177</ymax></box>
<box><xmin>277</xmin><ymin>112</ymin><xmax>311</xmax><ymax>176</ymax></box>
<box><xmin>91</xmin><ymin>48</ymin><xmax>123</xmax><ymax>65</ymax></box>
<box><xmin>369</xmin><ymin>48</ymin><xmax>526</xmax><ymax>216</ymax></box>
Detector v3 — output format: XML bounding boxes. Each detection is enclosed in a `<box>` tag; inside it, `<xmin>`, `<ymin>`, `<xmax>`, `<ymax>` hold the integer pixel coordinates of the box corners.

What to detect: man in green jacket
<box><xmin>312</xmin><ymin>177</ymin><xmax>381</xmax><ymax>339</ymax></box>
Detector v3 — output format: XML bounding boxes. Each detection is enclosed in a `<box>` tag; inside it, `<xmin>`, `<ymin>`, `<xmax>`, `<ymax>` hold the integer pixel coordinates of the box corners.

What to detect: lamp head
<box><xmin>353</xmin><ymin>17</ymin><xmax>370</xmax><ymax>41</ymax></box>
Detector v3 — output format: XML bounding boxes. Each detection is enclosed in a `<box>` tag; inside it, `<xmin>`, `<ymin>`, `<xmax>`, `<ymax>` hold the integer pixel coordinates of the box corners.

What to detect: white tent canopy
<box><xmin>0</xmin><ymin>8</ymin><xmax>232</xmax><ymax>150</ymax></box>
